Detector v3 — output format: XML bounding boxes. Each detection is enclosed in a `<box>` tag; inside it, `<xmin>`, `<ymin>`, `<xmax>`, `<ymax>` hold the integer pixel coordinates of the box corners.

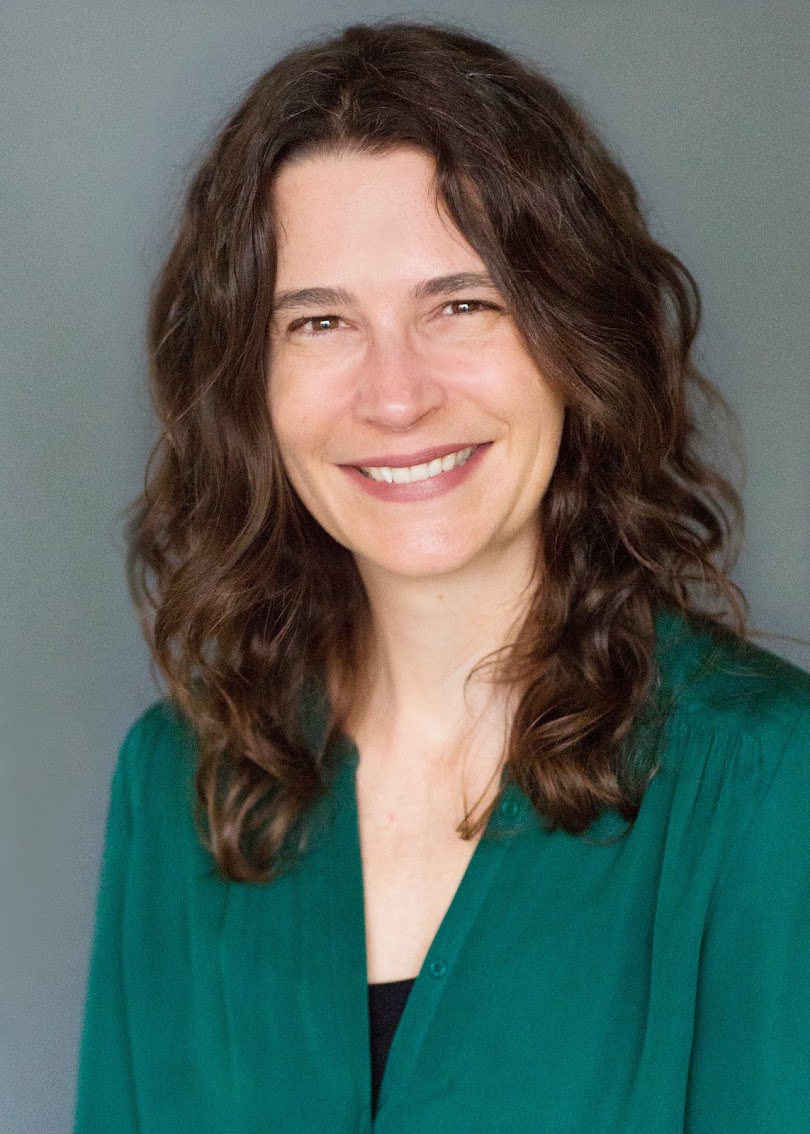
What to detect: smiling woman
<box><xmin>74</xmin><ymin>18</ymin><xmax>810</xmax><ymax>1134</ymax></box>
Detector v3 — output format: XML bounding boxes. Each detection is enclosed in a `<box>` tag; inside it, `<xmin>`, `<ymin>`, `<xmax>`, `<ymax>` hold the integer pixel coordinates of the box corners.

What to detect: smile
<box><xmin>340</xmin><ymin>442</ymin><xmax>492</xmax><ymax>503</ymax></box>
<box><xmin>358</xmin><ymin>446</ymin><xmax>475</xmax><ymax>483</ymax></box>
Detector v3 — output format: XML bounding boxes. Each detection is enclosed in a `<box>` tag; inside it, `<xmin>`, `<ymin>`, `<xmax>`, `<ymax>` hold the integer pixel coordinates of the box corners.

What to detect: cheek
<box><xmin>512</xmin><ymin>349</ymin><xmax>566</xmax><ymax>429</ymax></box>
<box><xmin>536</xmin><ymin>393</ymin><xmax>566</xmax><ymax>475</ymax></box>
<box><xmin>267</xmin><ymin>368</ymin><xmax>318</xmax><ymax>468</ymax></box>
<box><xmin>477</xmin><ymin>356</ymin><xmax>566</xmax><ymax>448</ymax></box>
<box><xmin>268</xmin><ymin>352</ymin><xmax>351</xmax><ymax>446</ymax></box>
<box><xmin>266</xmin><ymin>375</ymin><xmax>343</xmax><ymax>530</ymax></box>
<box><xmin>269</xmin><ymin>397</ymin><xmax>305</xmax><ymax>458</ymax></box>
<box><xmin>507</xmin><ymin>365</ymin><xmax>566</xmax><ymax>485</ymax></box>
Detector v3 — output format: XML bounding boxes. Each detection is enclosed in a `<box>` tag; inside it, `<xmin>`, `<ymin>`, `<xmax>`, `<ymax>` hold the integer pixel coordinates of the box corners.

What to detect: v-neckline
<box><xmin>322</xmin><ymin>726</ymin><xmax>534</xmax><ymax>1121</ymax></box>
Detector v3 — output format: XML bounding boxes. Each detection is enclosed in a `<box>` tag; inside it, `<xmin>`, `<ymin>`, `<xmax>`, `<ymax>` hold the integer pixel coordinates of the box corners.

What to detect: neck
<box><xmin>346</xmin><ymin>528</ymin><xmax>540</xmax><ymax>770</ymax></box>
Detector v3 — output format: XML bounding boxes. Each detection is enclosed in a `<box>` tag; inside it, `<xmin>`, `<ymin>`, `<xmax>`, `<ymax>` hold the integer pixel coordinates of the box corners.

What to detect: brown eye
<box><xmin>290</xmin><ymin>314</ymin><xmax>344</xmax><ymax>336</ymax></box>
<box><xmin>443</xmin><ymin>299</ymin><xmax>501</xmax><ymax>317</ymax></box>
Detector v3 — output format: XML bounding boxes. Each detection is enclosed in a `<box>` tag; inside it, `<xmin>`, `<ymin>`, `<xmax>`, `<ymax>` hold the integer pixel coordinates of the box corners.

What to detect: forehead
<box><xmin>270</xmin><ymin>147</ymin><xmax>485</xmax><ymax>286</ymax></box>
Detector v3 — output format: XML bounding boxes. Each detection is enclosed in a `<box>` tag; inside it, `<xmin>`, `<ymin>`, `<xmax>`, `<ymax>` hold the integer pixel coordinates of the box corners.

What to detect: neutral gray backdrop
<box><xmin>1</xmin><ymin>2</ymin><xmax>807</xmax><ymax>1130</ymax></box>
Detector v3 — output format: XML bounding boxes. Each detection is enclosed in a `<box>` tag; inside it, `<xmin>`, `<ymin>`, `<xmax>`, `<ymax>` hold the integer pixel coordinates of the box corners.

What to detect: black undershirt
<box><xmin>368</xmin><ymin>977</ymin><xmax>416</xmax><ymax>1118</ymax></box>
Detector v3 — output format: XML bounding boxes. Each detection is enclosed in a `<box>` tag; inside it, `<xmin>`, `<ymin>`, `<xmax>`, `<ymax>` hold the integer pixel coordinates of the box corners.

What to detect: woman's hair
<box><xmin>127</xmin><ymin>19</ymin><xmax>746</xmax><ymax>881</ymax></box>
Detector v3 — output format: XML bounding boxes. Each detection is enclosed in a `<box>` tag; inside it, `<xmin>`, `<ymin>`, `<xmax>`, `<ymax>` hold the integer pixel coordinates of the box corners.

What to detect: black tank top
<box><xmin>368</xmin><ymin>977</ymin><xmax>416</xmax><ymax>1118</ymax></box>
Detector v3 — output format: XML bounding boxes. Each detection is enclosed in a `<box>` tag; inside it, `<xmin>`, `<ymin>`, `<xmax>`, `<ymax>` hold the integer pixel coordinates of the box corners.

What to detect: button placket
<box><xmin>371</xmin><ymin>793</ymin><xmax>532</xmax><ymax>1117</ymax></box>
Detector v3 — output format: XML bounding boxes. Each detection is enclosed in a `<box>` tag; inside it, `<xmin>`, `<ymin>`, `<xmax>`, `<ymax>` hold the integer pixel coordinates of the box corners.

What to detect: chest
<box><xmin>359</xmin><ymin>819</ymin><xmax>484</xmax><ymax>983</ymax></box>
<box><xmin>354</xmin><ymin>765</ymin><xmax>490</xmax><ymax>983</ymax></box>
<box><xmin>130</xmin><ymin>723</ymin><xmax>730</xmax><ymax>1132</ymax></box>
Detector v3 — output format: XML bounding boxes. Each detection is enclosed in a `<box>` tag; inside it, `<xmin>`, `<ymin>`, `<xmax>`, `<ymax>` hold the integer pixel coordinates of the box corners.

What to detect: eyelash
<box><xmin>287</xmin><ymin>299</ymin><xmax>501</xmax><ymax>336</ymax></box>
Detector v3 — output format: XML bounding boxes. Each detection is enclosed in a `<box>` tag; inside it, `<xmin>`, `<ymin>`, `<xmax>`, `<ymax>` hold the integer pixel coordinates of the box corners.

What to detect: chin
<box><xmin>353</xmin><ymin>536</ymin><xmax>487</xmax><ymax>581</ymax></box>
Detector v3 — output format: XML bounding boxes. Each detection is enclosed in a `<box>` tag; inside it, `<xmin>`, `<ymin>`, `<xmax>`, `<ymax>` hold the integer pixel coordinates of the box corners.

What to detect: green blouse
<box><xmin>74</xmin><ymin>611</ymin><xmax>810</xmax><ymax>1133</ymax></box>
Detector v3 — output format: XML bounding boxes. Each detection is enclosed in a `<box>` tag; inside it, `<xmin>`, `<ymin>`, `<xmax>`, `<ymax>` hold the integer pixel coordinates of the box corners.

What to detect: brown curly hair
<box><xmin>126</xmin><ymin>19</ymin><xmax>747</xmax><ymax>881</ymax></box>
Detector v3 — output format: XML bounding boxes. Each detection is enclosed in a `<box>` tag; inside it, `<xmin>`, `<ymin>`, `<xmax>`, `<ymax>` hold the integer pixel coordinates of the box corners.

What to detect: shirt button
<box><xmin>499</xmin><ymin>798</ymin><xmax>519</xmax><ymax>818</ymax></box>
<box><xmin>429</xmin><ymin>958</ymin><xmax>447</xmax><ymax>978</ymax></box>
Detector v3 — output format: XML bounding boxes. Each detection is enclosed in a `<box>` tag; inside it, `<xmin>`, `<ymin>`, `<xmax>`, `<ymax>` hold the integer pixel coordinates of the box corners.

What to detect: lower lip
<box><xmin>340</xmin><ymin>443</ymin><xmax>493</xmax><ymax>503</ymax></box>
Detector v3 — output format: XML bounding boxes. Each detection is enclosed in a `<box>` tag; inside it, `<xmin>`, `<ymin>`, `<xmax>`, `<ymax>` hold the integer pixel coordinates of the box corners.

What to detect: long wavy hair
<box><xmin>126</xmin><ymin>19</ymin><xmax>746</xmax><ymax>881</ymax></box>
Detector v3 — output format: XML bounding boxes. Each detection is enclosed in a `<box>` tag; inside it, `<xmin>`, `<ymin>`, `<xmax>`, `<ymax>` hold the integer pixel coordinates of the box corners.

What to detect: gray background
<box><xmin>1</xmin><ymin>1</ymin><xmax>807</xmax><ymax>1130</ymax></box>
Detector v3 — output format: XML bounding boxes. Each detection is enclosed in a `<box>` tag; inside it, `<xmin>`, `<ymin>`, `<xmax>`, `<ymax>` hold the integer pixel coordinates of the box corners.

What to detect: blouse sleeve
<box><xmin>73</xmin><ymin>723</ymin><xmax>141</xmax><ymax>1133</ymax></box>
<box><xmin>685</xmin><ymin>708</ymin><xmax>810</xmax><ymax>1133</ymax></box>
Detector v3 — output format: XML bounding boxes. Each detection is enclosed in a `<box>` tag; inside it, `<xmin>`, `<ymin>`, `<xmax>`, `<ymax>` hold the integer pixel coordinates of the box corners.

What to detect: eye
<box><xmin>440</xmin><ymin>299</ymin><xmax>501</xmax><ymax>317</ymax></box>
<box><xmin>287</xmin><ymin>314</ymin><xmax>345</xmax><ymax>336</ymax></box>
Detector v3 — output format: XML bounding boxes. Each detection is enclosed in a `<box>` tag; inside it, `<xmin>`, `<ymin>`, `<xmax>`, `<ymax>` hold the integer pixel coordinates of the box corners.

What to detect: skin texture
<box><xmin>267</xmin><ymin>146</ymin><xmax>566</xmax><ymax>588</ymax></box>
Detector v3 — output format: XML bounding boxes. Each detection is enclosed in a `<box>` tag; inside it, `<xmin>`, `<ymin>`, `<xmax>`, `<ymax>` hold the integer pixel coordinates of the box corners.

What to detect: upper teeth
<box><xmin>360</xmin><ymin>446</ymin><xmax>476</xmax><ymax>483</ymax></box>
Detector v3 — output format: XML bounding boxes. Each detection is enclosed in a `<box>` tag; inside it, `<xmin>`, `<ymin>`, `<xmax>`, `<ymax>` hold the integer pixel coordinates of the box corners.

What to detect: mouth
<box><xmin>339</xmin><ymin>441</ymin><xmax>493</xmax><ymax>503</ymax></box>
<box><xmin>355</xmin><ymin>444</ymin><xmax>482</xmax><ymax>484</ymax></box>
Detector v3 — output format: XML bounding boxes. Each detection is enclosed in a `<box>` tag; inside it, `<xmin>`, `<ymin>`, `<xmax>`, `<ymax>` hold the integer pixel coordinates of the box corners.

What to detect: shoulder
<box><xmin>648</xmin><ymin>612</ymin><xmax>807</xmax><ymax>843</ymax></box>
<box><xmin>116</xmin><ymin>698</ymin><xmax>200</xmax><ymax>819</ymax></box>
<box><xmin>655</xmin><ymin>609</ymin><xmax>810</xmax><ymax>746</ymax></box>
<box><xmin>626</xmin><ymin>614</ymin><xmax>810</xmax><ymax>894</ymax></box>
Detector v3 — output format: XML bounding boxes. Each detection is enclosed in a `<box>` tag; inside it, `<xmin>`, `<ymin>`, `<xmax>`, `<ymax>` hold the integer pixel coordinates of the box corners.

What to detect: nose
<box><xmin>352</xmin><ymin>327</ymin><xmax>446</xmax><ymax>431</ymax></box>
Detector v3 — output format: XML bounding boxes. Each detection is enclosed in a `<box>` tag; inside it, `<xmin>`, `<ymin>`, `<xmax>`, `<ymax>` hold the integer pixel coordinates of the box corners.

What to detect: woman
<box><xmin>74</xmin><ymin>20</ymin><xmax>810</xmax><ymax>1133</ymax></box>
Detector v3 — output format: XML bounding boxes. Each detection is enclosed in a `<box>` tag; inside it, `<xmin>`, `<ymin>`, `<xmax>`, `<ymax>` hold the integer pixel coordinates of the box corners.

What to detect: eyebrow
<box><xmin>271</xmin><ymin>271</ymin><xmax>499</xmax><ymax>315</ymax></box>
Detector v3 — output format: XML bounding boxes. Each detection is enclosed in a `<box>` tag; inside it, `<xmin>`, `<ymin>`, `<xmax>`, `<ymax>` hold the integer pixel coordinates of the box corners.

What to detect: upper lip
<box><xmin>344</xmin><ymin>442</ymin><xmax>487</xmax><ymax>469</ymax></box>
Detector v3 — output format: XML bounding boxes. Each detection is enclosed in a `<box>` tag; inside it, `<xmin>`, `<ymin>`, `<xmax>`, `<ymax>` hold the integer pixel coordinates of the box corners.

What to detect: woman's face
<box><xmin>267</xmin><ymin>146</ymin><xmax>565</xmax><ymax>581</ymax></box>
